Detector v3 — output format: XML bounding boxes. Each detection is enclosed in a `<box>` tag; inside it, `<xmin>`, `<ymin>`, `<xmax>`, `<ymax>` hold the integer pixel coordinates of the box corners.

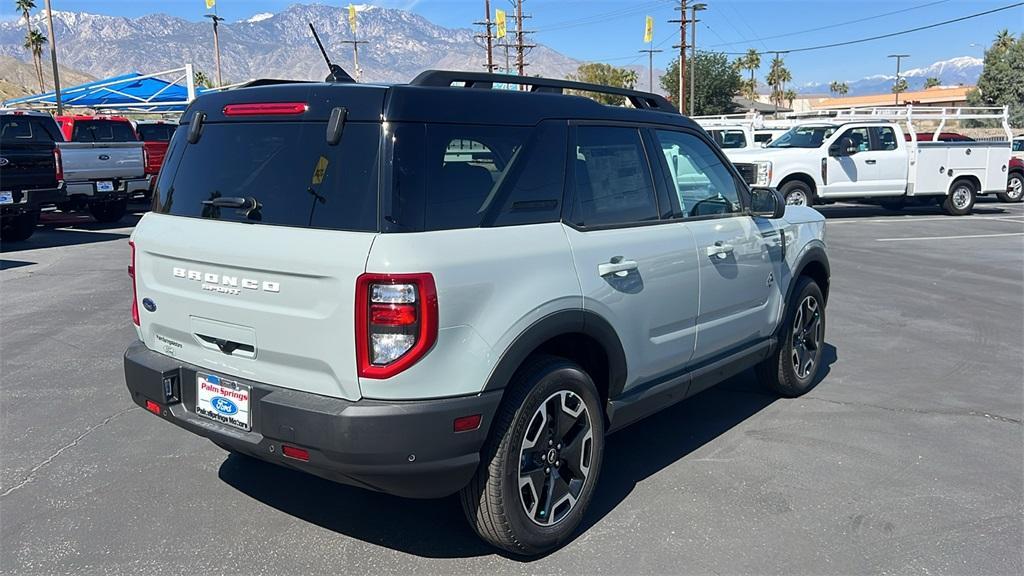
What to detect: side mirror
<box><xmin>749</xmin><ymin>187</ymin><xmax>785</xmax><ymax>219</ymax></box>
<box><xmin>830</xmin><ymin>137</ymin><xmax>856</xmax><ymax>157</ymax></box>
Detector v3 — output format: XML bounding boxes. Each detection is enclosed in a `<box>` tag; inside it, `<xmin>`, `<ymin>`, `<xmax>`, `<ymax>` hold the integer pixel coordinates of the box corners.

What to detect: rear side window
<box><xmin>155</xmin><ymin>121</ymin><xmax>380</xmax><ymax>232</ymax></box>
<box><xmin>570</xmin><ymin>126</ymin><xmax>658</xmax><ymax>227</ymax></box>
<box><xmin>386</xmin><ymin>122</ymin><xmax>565</xmax><ymax>232</ymax></box>
<box><xmin>708</xmin><ymin>129</ymin><xmax>747</xmax><ymax>149</ymax></box>
<box><xmin>1</xmin><ymin>116</ymin><xmax>61</xmax><ymax>143</ymax></box>
<box><xmin>137</xmin><ymin>124</ymin><xmax>176</xmax><ymax>142</ymax></box>
<box><xmin>1014</xmin><ymin>140</ymin><xmax>1023</xmax><ymax>152</ymax></box>
<box><xmin>873</xmin><ymin>127</ymin><xmax>898</xmax><ymax>151</ymax></box>
<box><xmin>71</xmin><ymin>120</ymin><xmax>137</xmax><ymax>142</ymax></box>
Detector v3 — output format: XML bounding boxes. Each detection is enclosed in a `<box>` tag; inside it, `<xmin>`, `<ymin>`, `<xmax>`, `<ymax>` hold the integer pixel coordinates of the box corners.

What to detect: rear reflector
<box><xmin>282</xmin><ymin>445</ymin><xmax>310</xmax><ymax>461</ymax></box>
<box><xmin>145</xmin><ymin>400</ymin><xmax>161</xmax><ymax>415</ymax></box>
<box><xmin>223</xmin><ymin>102</ymin><xmax>308</xmax><ymax>116</ymax></box>
<box><xmin>128</xmin><ymin>240</ymin><xmax>139</xmax><ymax>326</ymax></box>
<box><xmin>453</xmin><ymin>414</ymin><xmax>482</xmax><ymax>433</ymax></box>
<box><xmin>370</xmin><ymin>303</ymin><xmax>417</xmax><ymax>326</ymax></box>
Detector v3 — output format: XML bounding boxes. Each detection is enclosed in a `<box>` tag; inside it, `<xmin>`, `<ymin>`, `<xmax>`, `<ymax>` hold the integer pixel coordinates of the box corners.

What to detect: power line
<box><xmin>707</xmin><ymin>0</ymin><xmax>952</xmax><ymax>48</ymax></box>
<box><xmin>534</xmin><ymin>0</ymin><xmax>668</xmax><ymax>33</ymax></box>
<box><xmin>722</xmin><ymin>2</ymin><xmax>1023</xmax><ymax>56</ymax></box>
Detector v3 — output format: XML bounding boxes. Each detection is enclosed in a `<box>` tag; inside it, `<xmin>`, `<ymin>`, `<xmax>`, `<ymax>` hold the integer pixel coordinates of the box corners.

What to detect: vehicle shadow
<box><xmin>815</xmin><ymin>202</ymin><xmax>1015</xmax><ymax>219</ymax></box>
<box><xmin>0</xmin><ymin>259</ymin><xmax>35</xmax><ymax>270</ymax></box>
<box><xmin>218</xmin><ymin>343</ymin><xmax>838</xmax><ymax>560</ymax></box>
<box><xmin>0</xmin><ymin>210</ymin><xmax>144</xmax><ymax>253</ymax></box>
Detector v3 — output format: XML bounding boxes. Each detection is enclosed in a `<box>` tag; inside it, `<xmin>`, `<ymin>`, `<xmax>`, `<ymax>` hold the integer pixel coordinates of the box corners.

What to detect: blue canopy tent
<box><xmin>2</xmin><ymin>65</ymin><xmax>209</xmax><ymax>113</ymax></box>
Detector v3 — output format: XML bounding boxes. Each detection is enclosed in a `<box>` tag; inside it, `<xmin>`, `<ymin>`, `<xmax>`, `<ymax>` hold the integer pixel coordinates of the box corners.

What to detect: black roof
<box><xmin>179</xmin><ymin>70</ymin><xmax>698</xmax><ymax>131</ymax></box>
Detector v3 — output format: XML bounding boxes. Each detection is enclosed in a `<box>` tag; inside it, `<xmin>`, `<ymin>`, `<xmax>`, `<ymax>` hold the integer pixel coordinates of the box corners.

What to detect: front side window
<box><xmin>837</xmin><ymin>127</ymin><xmax>871</xmax><ymax>153</ymax></box>
<box><xmin>654</xmin><ymin>129</ymin><xmax>742</xmax><ymax>218</ymax></box>
<box><xmin>570</xmin><ymin>126</ymin><xmax>658</xmax><ymax>227</ymax></box>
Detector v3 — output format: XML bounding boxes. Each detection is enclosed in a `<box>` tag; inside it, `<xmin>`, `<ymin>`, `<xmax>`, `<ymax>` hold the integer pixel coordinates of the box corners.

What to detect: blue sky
<box><xmin>2</xmin><ymin>0</ymin><xmax>1020</xmax><ymax>84</ymax></box>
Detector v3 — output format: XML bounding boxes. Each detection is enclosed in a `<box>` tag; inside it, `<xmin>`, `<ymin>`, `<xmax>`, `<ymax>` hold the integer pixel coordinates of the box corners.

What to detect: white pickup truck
<box><xmin>724</xmin><ymin>106</ymin><xmax>1015</xmax><ymax>215</ymax></box>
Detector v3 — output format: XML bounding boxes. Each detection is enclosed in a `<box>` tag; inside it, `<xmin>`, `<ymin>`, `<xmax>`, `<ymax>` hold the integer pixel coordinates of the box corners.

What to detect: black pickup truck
<box><xmin>1</xmin><ymin>110</ymin><xmax>65</xmax><ymax>242</ymax></box>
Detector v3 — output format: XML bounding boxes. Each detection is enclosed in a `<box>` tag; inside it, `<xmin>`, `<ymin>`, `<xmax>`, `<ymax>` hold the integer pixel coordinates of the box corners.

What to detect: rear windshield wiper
<box><xmin>202</xmin><ymin>196</ymin><xmax>259</xmax><ymax>210</ymax></box>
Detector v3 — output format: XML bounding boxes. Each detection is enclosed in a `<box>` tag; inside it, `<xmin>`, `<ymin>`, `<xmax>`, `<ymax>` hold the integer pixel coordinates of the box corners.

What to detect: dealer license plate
<box><xmin>96</xmin><ymin>181</ymin><xmax>114</xmax><ymax>193</ymax></box>
<box><xmin>196</xmin><ymin>372</ymin><xmax>251</xmax><ymax>431</ymax></box>
<box><xmin>0</xmin><ymin>192</ymin><xmax>12</xmax><ymax>205</ymax></box>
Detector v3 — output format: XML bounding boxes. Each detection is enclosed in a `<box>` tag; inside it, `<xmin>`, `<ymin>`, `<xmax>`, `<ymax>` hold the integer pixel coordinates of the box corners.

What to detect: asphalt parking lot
<box><xmin>2</xmin><ymin>200</ymin><xmax>1022</xmax><ymax>575</ymax></box>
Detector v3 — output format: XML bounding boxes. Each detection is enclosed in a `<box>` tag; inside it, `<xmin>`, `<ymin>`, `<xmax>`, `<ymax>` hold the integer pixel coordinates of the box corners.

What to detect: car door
<box><xmin>822</xmin><ymin>126</ymin><xmax>878</xmax><ymax>197</ymax></box>
<box><xmin>869</xmin><ymin>125</ymin><xmax>910</xmax><ymax>194</ymax></box>
<box><xmin>563</xmin><ymin>124</ymin><xmax>700</xmax><ymax>393</ymax></box>
<box><xmin>650</xmin><ymin>127</ymin><xmax>779</xmax><ymax>364</ymax></box>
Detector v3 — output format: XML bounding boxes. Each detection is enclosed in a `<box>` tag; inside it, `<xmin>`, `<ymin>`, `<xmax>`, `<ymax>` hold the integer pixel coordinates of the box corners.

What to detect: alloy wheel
<box><xmin>952</xmin><ymin>186</ymin><xmax>972</xmax><ymax>210</ymax></box>
<box><xmin>518</xmin><ymin>390</ymin><xmax>593</xmax><ymax>527</ymax></box>
<box><xmin>791</xmin><ymin>295</ymin><xmax>822</xmax><ymax>380</ymax></box>
<box><xmin>1008</xmin><ymin>176</ymin><xmax>1023</xmax><ymax>200</ymax></box>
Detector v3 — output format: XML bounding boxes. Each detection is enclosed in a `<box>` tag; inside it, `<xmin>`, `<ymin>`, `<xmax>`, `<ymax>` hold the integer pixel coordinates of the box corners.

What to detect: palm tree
<box><xmin>23</xmin><ymin>28</ymin><xmax>46</xmax><ymax>92</ymax></box>
<box><xmin>891</xmin><ymin>77</ymin><xmax>909</xmax><ymax>96</ymax></box>
<box><xmin>736</xmin><ymin>48</ymin><xmax>760</xmax><ymax>99</ymax></box>
<box><xmin>924</xmin><ymin>77</ymin><xmax>941</xmax><ymax>89</ymax></box>
<box><xmin>766</xmin><ymin>54</ymin><xmax>791</xmax><ymax>109</ymax></box>
<box><xmin>193</xmin><ymin>70</ymin><xmax>212</xmax><ymax>89</ymax></box>
<box><xmin>828</xmin><ymin>81</ymin><xmax>849</xmax><ymax>97</ymax></box>
<box><xmin>783</xmin><ymin>89</ymin><xmax>797</xmax><ymax>109</ymax></box>
<box><xmin>15</xmin><ymin>0</ymin><xmax>36</xmax><ymax>38</ymax></box>
<box><xmin>994</xmin><ymin>29</ymin><xmax>1014</xmax><ymax>51</ymax></box>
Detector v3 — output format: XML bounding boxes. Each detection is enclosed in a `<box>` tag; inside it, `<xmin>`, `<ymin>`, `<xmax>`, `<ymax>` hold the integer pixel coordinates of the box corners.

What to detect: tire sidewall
<box><xmin>944</xmin><ymin>180</ymin><xmax>976</xmax><ymax>215</ymax></box>
<box><xmin>780</xmin><ymin>181</ymin><xmax>814</xmax><ymax>207</ymax></box>
<box><xmin>780</xmin><ymin>278</ymin><xmax>826</xmax><ymax>392</ymax></box>
<box><xmin>499</xmin><ymin>362</ymin><xmax>605</xmax><ymax>553</ymax></box>
<box><xmin>1003</xmin><ymin>173</ymin><xmax>1024</xmax><ymax>202</ymax></box>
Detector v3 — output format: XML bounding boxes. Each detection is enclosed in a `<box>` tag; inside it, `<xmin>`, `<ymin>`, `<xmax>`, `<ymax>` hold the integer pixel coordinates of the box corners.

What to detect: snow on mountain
<box><xmin>799</xmin><ymin>56</ymin><xmax>983</xmax><ymax>96</ymax></box>
<box><xmin>243</xmin><ymin>13</ymin><xmax>274</xmax><ymax>24</ymax></box>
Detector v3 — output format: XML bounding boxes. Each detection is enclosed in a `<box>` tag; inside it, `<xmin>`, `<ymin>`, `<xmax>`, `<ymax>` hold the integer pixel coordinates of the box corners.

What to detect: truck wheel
<box><xmin>460</xmin><ymin>355</ymin><xmax>604</xmax><ymax>556</ymax></box>
<box><xmin>997</xmin><ymin>172</ymin><xmax>1024</xmax><ymax>203</ymax></box>
<box><xmin>89</xmin><ymin>199</ymin><xmax>128</xmax><ymax>223</ymax></box>
<box><xmin>757</xmin><ymin>276</ymin><xmax>826</xmax><ymax>398</ymax></box>
<box><xmin>779</xmin><ymin>181</ymin><xmax>815</xmax><ymax>207</ymax></box>
<box><xmin>0</xmin><ymin>211</ymin><xmax>40</xmax><ymax>242</ymax></box>
<box><xmin>942</xmin><ymin>180</ymin><xmax>976</xmax><ymax>216</ymax></box>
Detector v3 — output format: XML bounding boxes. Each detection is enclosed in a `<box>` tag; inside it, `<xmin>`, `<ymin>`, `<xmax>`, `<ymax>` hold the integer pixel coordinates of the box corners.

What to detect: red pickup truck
<box><xmin>134</xmin><ymin>120</ymin><xmax>177</xmax><ymax>197</ymax></box>
<box><xmin>1005</xmin><ymin>156</ymin><xmax>1023</xmax><ymax>203</ymax></box>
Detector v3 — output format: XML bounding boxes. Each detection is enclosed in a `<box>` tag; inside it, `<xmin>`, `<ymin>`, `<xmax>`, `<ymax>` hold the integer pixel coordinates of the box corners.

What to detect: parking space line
<box><xmin>876</xmin><ymin>232</ymin><xmax>1024</xmax><ymax>242</ymax></box>
<box><xmin>828</xmin><ymin>215</ymin><xmax>1024</xmax><ymax>225</ymax></box>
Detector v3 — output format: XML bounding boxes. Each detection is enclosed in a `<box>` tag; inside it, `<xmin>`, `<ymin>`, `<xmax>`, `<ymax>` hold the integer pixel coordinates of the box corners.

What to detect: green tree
<box><xmin>22</xmin><ymin>28</ymin><xmax>45</xmax><ymax>92</ymax></box>
<box><xmin>891</xmin><ymin>77</ymin><xmax>909</xmax><ymax>95</ymax></box>
<box><xmin>193</xmin><ymin>70</ymin><xmax>212</xmax><ymax>89</ymax></box>
<box><xmin>766</xmin><ymin>54</ymin><xmax>792</xmax><ymax>109</ymax></box>
<box><xmin>783</xmin><ymin>89</ymin><xmax>798</xmax><ymax>109</ymax></box>
<box><xmin>15</xmin><ymin>0</ymin><xmax>35</xmax><ymax>38</ymax></box>
<box><xmin>924</xmin><ymin>77</ymin><xmax>941</xmax><ymax>89</ymax></box>
<box><xmin>829</xmin><ymin>81</ymin><xmax>849</xmax><ymax>97</ymax></box>
<box><xmin>994</xmin><ymin>28</ymin><xmax>1014</xmax><ymax>51</ymax></box>
<box><xmin>735</xmin><ymin>48</ymin><xmax>760</xmax><ymax>99</ymax></box>
<box><xmin>565</xmin><ymin>62</ymin><xmax>638</xmax><ymax>106</ymax></box>
<box><xmin>660</xmin><ymin>51</ymin><xmax>742</xmax><ymax>116</ymax></box>
<box><xmin>967</xmin><ymin>32</ymin><xmax>1024</xmax><ymax>127</ymax></box>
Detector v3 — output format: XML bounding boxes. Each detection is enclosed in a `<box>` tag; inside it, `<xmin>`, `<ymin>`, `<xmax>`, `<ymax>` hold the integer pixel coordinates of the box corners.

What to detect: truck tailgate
<box><xmin>58</xmin><ymin>142</ymin><xmax>145</xmax><ymax>181</ymax></box>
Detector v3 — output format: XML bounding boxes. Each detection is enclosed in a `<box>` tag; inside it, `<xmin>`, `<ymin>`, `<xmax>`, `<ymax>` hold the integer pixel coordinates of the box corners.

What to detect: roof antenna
<box><xmin>309</xmin><ymin>23</ymin><xmax>355</xmax><ymax>83</ymax></box>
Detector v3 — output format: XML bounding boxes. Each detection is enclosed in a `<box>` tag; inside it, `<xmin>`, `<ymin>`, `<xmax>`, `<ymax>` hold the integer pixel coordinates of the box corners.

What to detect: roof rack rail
<box><xmin>409</xmin><ymin>70</ymin><xmax>678</xmax><ymax>113</ymax></box>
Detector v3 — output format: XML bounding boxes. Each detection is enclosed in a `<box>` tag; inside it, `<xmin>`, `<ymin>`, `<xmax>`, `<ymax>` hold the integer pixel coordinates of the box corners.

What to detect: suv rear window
<box><xmin>1</xmin><ymin>116</ymin><xmax>61</xmax><ymax>143</ymax></box>
<box><xmin>71</xmin><ymin>120</ymin><xmax>137</xmax><ymax>142</ymax></box>
<box><xmin>155</xmin><ymin>121</ymin><xmax>380</xmax><ymax>232</ymax></box>
<box><xmin>136</xmin><ymin>123</ymin><xmax>176</xmax><ymax>142</ymax></box>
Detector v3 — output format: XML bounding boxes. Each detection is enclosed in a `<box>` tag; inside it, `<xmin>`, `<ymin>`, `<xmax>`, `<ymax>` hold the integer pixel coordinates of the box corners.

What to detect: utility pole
<box><xmin>474</xmin><ymin>0</ymin><xmax>496</xmax><ymax>72</ymax></box>
<box><xmin>43</xmin><ymin>0</ymin><xmax>61</xmax><ymax>114</ymax></box>
<box><xmin>669</xmin><ymin>0</ymin><xmax>688</xmax><ymax>113</ymax></box>
<box><xmin>638</xmin><ymin>48</ymin><xmax>664</xmax><ymax>92</ymax></box>
<box><xmin>512</xmin><ymin>0</ymin><xmax>535</xmax><ymax>77</ymax></box>
<box><xmin>689</xmin><ymin>3</ymin><xmax>707</xmax><ymax>116</ymax></box>
<box><xmin>204</xmin><ymin>13</ymin><xmax>224</xmax><ymax>87</ymax></box>
<box><xmin>889</xmin><ymin>53</ymin><xmax>910</xmax><ymax>105</ymax></box>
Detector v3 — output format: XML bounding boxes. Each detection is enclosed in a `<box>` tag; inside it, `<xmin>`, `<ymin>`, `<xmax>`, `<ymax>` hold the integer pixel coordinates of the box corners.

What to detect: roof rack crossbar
<box><xmin>409</xmin><ymin>70</ymin><xmax>678</xmax><ymax>113</ymax></box>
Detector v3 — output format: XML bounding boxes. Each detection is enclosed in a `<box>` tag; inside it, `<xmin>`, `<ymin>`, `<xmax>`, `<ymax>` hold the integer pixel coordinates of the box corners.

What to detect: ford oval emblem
<box><xmin>98</xmin><ymin>154</ymin><xmax>110</xmax><ymax>161</ymax></box>
<box><xmin>142</xmin><ymin>298</ymin><xmax>156</xmax><ymax>312</ymax></box>
<box><xmin>211</xmin><ymin>396</ymin><xmax>238</xmax><ymax>416</ymax></box>
<box><xmin>0</xmin><ymin>157</ymin><xmax>8</xmax><ymax>167</ymax></box>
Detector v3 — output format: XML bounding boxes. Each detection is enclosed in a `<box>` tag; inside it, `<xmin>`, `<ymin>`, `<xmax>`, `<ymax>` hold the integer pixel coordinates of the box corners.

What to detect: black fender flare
<box><xmin>481</xmin><ymin>309</ymin><xmax>628</xmax><ymax>400</ymax></box>
<box><xmin>774</xmin><ymin>244</ymin><xmax>831</xmax><ymax>342</ymax></box>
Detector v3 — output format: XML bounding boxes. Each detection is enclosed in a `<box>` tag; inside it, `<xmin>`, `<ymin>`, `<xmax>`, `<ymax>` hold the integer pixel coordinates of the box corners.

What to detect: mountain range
<box><xmin>0</xmin><ymin>4</ymin><xmax>982</xmax><ymax>99</ymax></box>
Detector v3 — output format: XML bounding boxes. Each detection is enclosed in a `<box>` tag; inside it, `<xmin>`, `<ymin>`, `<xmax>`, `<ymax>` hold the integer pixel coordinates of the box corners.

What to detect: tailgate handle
<box><xmin>197</xmin><ymin>334</ymin><xmax>255</xmax><ymax>358</ymax></box>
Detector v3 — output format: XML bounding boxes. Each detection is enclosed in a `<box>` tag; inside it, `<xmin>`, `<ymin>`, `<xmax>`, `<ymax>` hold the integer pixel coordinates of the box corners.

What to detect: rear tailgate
<box><xmin>131</xmin><ymin>86</ymin><xmax>385</xmax><ymax>401</ymax></box>
<box><xmin>58</xmin><ymin>142</ymin><xmax>145</xmax><ymax>181</ymax></box>
<box><xmin>0</xmin><ymin>141</ymin><xmax>57</xmax><ymax>192</ymax></box>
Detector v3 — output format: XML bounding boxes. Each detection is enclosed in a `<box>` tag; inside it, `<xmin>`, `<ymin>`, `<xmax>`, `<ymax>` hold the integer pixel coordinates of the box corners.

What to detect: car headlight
<box><xmin>754</xmin><ymin>161</ymin><xmax>772</xmax><ymax>187</ymax></box>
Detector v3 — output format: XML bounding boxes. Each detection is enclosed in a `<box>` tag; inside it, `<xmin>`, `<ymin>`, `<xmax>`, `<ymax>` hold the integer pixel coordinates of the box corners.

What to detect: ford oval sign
<box><xmin>98</xmin><ymin>154</ymin><xmax>110</xmax><ymax>161</ymax></box>
<box><xmin>142</xmin><ymin>298</ymin><xmax>156</xmax><ymax>312</ymax></box>
<box><xmin>0</xmin><ymin>157</ymin><xmax>9</xmax><ymax>167</ymax></box>
<box><xmin>211</xmin><ymin>396</ymin><xmax>238</xmax><ymax>416</ymax></box>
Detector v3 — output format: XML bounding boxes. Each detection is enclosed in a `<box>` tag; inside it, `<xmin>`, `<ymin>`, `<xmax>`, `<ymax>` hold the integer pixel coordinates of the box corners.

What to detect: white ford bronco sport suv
<box><xmin>124</xmin><ymin>70</ymin><xmax>830</xmax><ymax>555</ymax></box>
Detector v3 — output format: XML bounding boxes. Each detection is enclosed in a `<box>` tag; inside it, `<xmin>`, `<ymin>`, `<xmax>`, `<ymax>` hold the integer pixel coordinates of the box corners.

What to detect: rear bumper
<box><xmin>66</xmin><ymin>177</ymin><xmax>147</xmax><ymax>199</ymax></box>
<box><xmin>0</xmin><ymin>186</ymin><xmax>64</xmax><ymax>215</ymax></box>
<box><xmin>123</xmin><ymin>341</ymin><xmax>501</xmax><ymax>499</ymax></box>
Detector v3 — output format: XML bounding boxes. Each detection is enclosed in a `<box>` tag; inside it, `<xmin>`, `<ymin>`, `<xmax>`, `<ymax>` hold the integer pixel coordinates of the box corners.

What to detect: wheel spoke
<box><xmin>560</xmin><ymin>424</ymin><xmax>591</xmax><ymax>477</ymax></box>
<box><xmin>539</xmin><ymin>473</ymin><xmax>572</xmax><ymax>525</ymax></box>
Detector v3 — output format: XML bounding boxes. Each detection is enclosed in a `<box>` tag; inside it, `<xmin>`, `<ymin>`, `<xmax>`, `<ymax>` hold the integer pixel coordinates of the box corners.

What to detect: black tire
<box><xmin>0</xmin><ymin>211</ymin><xmax>39</xmax><ymax>242</ymax></box>
<box><xmin>997</xmin><ymin>172</ymin><xmax>1024</xmax><ymax>203</ymax></box>
<box><xmin>878</xmin><ymin>199</ymin><xmax>906</xmax><ymax>211</ymax></box>
<box><xmin>757</xmin><ymin>277</ymin><xmax>826</xmax><ymax>398</ymax></box>
<box><xmin>779</xmin><ymin>180</ymin><xmax>816</xmax><ymax>207</ymax></box>
<box><xmin>460</xmin><ymin>355</ymin><xmax>605</xmax><ymax>556</ymax></box>
<box><xmin>89</xmin><ymin>199</ymin><xmax>128</xmax><ymax>223</ymax></box>
<box><xmin>942</xmin><ymin>179</ymin><xmax>976</xmax><ymax>216</ymax></box>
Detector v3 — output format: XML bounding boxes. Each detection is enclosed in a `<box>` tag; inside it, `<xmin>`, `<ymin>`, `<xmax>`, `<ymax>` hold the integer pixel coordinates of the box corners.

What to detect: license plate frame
<box><xmin>95</xmin><ymin>181</ymin><xmax>114</xmax><ymax>193</ymax></box>
<box><xmin>195</xmin><ymin>372</ymin><xmax>251</xmax><ymax>431</ymax></box>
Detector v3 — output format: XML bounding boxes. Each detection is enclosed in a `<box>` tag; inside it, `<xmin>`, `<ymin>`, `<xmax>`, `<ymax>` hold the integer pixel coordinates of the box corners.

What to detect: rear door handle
<box><xmin>865</xmin><ymin>159</ymin><xmax>877</xmax><ymax>165</ymax></box>
<box><xmin>598</xmin><ymin>258</ymin><xmax>638</xmax><ymax>277</ymax></box>
<box><xmin>706</xmin><ymin>242</ymin><xmax>735</xmax><ymax>259</ymax></box>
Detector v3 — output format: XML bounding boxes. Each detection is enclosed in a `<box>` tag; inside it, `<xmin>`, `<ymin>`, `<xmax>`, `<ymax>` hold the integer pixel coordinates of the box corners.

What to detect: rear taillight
<box><xmin>53</xmin><ymin>147</ymin><xmax>63</xmax><ymax>182</ymax></box>
<box><xmin>129</xmin><ymin>240</ymin><xmax>139</xmax><ymax>326</ymax></box>
<box><xmin>356</xmin><ymin>273</ymin><xmax>438</xmax><ymax>379</ymax></box>
<box><xmin>223</xmin><ymin>102</ymin><xmax>308</xmax><ymax>116</ymax></box>
<box><xmin>142</xmin><ymin>146</ymin><xmax>149</xmax><ymax>171</ymax></box>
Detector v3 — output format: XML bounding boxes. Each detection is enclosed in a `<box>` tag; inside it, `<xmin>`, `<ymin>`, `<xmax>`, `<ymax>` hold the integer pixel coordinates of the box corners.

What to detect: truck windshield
<box><xmin>707</xmin><ymin>129</ymin><xmax>747</xmax><ymax>149</ymax></box>
<box><xmin>767</xmin><ymin>126</ymin><xmax>837</xmax><ymax>149</ymax></box>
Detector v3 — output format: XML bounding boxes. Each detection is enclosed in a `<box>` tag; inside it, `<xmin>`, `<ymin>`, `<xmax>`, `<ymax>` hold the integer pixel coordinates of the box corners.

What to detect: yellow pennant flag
<box><xmin>205</xmin><ymin>0</ymin><xmax>215</xmax><ymax>10</ymax></box>
<box><xmin>348</xmin><ymin>4</ymin><xmax>357</xmax><ymax>34</ymax></box>
<box><xmin>644</xmin><ymin>15</ymin><xmax>654</xmax><ymax>43</ymax></box>
<box><xmin>495</xmin><ymin>9</ymin><xmax>506</xmax><ymax>39</ymax></box>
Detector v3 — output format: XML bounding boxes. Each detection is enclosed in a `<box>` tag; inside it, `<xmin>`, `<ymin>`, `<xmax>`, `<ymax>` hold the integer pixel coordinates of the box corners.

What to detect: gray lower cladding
<box><xmin>123</xmin><ymin>341</ymin><xmax>502</xmax><ymax>499</ymax></box>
